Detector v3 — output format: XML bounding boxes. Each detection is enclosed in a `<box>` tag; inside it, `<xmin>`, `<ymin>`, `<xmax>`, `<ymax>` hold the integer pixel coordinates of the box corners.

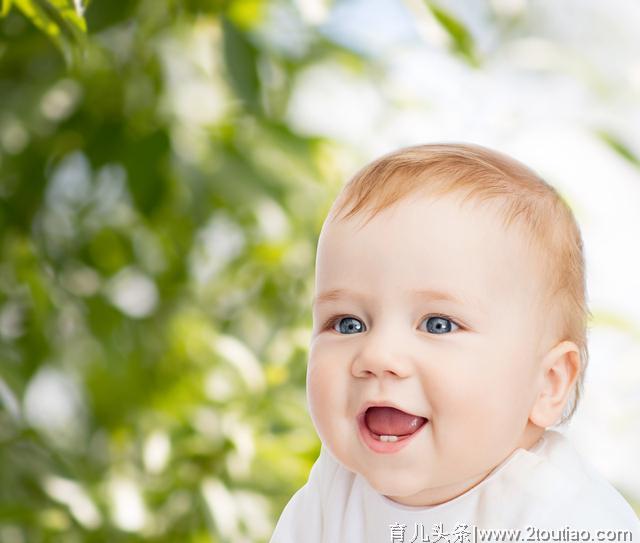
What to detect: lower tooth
<box><xmin>378</xmin><ymin>435</ymin><xmax>398</xmax><ymax>442</ymax></box>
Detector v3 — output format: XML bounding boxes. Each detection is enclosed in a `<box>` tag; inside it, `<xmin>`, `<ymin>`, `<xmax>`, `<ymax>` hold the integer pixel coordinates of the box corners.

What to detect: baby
<box><xmin>270</xmin><ymin>143</ymin><xmax>640</xmax><ymax>542</ymax></box>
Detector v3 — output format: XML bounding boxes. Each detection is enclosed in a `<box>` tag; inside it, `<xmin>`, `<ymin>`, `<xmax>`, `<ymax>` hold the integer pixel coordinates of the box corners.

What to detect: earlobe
<box><xmin>529</xmin><ymin>340</ymin><xmax>581</xmax><ymax>428</ymax></box>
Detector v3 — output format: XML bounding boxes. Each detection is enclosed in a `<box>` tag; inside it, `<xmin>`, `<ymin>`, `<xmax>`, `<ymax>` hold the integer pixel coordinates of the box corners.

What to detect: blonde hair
<box><xmin>328</xmin><ymin>143</ymin><xmax>590</xmax><ymax>423</ymax></box>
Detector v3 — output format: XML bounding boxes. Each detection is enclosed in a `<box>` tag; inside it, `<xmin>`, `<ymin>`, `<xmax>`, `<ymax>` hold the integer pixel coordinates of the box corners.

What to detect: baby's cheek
<box><xmin>427</xmin><ymin>368</ymin><xmax>509</xmax><ymax>439</ymax></box>
<box><xmin>306</xmin><ymin>361</ymin><xmax>324</xmax><ymax>415</ymax></box>
<box><xmin>306</xmin><ymin>357</ymin><xmax>340</xmax><ymax>433</ymax></box>
<box><xmin>426</xmin><ymin>364</ymin><xmax>489</xmax><ymax>409</ymax></box>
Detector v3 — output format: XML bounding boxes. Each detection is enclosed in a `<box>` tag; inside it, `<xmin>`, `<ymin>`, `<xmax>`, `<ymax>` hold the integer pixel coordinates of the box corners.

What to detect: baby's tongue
<box><xmin>365</xmin><ymin>406</ymin><xmax>426</xmax><ymax>436</ymax></box>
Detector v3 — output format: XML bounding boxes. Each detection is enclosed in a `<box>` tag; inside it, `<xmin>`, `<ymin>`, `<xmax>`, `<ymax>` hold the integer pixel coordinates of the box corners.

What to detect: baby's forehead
<box><xmin>330</xmin><ymin>190</ymin><xmax>537</xmax><ymax>250</ymax></box>
<box><xmin>323</xmin><ymin>192</ymin><xmax>546</xmax><ymax>286</ymax></box>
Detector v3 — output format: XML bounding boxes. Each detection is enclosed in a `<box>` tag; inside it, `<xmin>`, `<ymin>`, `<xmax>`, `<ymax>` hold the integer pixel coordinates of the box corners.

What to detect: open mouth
<box><xmin>357</xmin><ymin>405</ymin><xmax>429</xmax><ymax>453</ymax></box>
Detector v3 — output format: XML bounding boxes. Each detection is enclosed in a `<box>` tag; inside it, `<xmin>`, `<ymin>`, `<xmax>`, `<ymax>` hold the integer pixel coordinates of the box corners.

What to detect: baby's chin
<box><xmin>358</xmin><ymin>466</ymin><xmax>433</xmax><ymax>502</ymax></box>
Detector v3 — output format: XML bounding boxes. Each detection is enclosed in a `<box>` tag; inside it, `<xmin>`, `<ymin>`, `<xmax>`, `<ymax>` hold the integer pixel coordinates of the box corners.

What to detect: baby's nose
<box><xmin>350</xmin><ymin>337</ymin><xmax>413</xmax><ymax>379</ymax></box>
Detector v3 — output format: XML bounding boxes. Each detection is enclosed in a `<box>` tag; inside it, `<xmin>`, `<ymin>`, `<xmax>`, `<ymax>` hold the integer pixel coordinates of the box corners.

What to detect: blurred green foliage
<box><xmin>0</xmin><ymin>0</ymin><xmax>368</xmax><ymax>541</ymax></box>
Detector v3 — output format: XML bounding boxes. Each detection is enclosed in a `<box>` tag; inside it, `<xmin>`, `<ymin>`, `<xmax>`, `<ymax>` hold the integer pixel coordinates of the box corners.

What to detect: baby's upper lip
<box><xmin>357</xmin><ymin>400</ymin><xmax>427</xmax><ymax>421</ymax></box>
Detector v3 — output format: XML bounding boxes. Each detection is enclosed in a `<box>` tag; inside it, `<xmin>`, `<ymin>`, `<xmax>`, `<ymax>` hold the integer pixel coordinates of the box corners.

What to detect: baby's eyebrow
<box><xmin>312</xmin><ymin>288</ymin><xmax>353</xmax><ymax>308</ymax></box>
<box><xmin>312</xmin><ymin>287</ymin><xmax>483</xmax><ymax>313</ymax></box>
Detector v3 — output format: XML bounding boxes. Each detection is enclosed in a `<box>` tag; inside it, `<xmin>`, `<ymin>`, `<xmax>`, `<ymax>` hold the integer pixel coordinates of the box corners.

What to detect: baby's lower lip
<box><xmin>357</xmin><ymin>413</ymin><xmax>428</xmax><ymax>454</ymax></box>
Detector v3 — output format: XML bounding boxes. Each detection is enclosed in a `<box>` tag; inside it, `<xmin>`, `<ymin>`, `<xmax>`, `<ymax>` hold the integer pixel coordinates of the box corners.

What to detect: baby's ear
<box><xmin>529</xmin><ymin>340</ymin><xmax>581</xmax><ymax>428</ymax></box>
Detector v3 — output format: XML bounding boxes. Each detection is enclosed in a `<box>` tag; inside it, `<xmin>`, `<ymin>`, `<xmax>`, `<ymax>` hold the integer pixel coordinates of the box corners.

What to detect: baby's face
<box><xmin>307</xmin><ymin>192</ymin><xmax>552</xmax><ymax>506</ymax></box>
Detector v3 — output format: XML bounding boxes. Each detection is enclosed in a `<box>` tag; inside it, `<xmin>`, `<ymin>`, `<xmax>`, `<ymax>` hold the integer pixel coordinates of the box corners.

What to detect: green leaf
<box><xmin>13</xmin><ymin>0</ymin><xmax>87</xmax><ymax>65</ymax></box>
<box><xmin>597</xmin><ymin>130</ymin><xmax>640</xmax><ymax>169</ymax></box>
<box><xmin>222</xmin><ymin>16</ymin><xmax>263</xmax><ymax>115</ymax></box>
<box><xmin>47</xmin><ymin>0</ymin><xmax>87</xmax><ymax>32</ymax></box>
<box><xmin>227</xmin><ymin>0</ymin><xmax>265</xmax><ymax>30</ymax></box>
<box><xmin>425</xmin><ymin>1</ymin><xmax>479</xmax><ymax>66</ymax></box>
<box><xmin>1</xmin><ymin>0</ymin><xmax>12</xmax><ymax>17</ymax></box>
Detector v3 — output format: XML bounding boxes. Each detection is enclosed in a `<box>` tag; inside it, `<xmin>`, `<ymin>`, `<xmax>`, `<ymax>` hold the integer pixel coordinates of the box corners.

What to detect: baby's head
<box><xmin>307</xmin><ymin>143</ymin><xmax>590</xmax><ymax>507</ymax></box>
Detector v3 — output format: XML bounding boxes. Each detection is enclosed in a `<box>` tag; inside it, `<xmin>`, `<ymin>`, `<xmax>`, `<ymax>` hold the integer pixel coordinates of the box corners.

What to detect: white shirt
<box><xmin>270</xmin><ymin>430</ymin><xmax>639</xmax><ymax>543</ymax></box>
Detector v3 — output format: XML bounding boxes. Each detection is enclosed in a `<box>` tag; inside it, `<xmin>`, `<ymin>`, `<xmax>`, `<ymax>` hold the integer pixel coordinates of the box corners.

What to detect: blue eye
<box><xmin>333</xmin><ymin>316</ymin><xmax>365</xmax><ymax>334</ymax></box>
<box><xmin>423</xmin><ymin>316</ymin><xmax>459</xmax><ymax>334</ymax></box>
